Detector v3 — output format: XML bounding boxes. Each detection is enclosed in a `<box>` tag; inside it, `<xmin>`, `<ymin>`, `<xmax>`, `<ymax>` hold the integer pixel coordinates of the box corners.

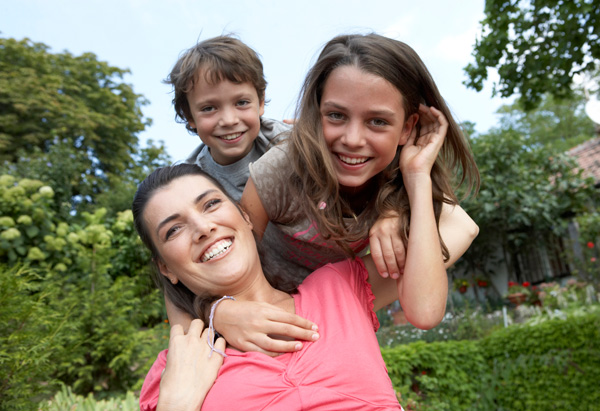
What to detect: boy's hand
<box><xmin>369</xmin><ymin>214</ymin><xmax>406</xmax><ymax>279</ymax></box>
<box><xmin>166</xmin><ymin>296</ymin><xmax>194</xmax><ymax>332</ymax></box>
<box><xmin>214</xmin><ymin>299</ymin><xmax>319</xmax><ymax>356</ymax></box>
<box><xmin>157</xmin><ymin>319</ymin><xmax>224</xmax><ymax>411</ymax></box>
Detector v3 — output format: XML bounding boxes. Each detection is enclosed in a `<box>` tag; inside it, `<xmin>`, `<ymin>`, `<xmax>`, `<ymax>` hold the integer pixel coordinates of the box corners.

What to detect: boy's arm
<box><xmin>165</xmin><ymin>296</ymin><xmax>193</xmax><ymax>332</ymax></box>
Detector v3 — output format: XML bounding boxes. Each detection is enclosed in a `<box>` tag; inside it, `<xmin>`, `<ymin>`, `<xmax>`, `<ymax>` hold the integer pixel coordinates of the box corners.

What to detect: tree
<box><xmin>495</xmin><ymin>91</ymin><xmax>597</xmax><ymax>153</ymax></box>
<box><xmin>457</xmin><ymin>126</ymin><xmax>596</xmax><ymax>281</ymax></box>
<box><xmin>0</xmin><ymin>36</ymin><xmax>151</xmax><ymax>201</ymax></box>
<box><xmin>464</xmin><ymin>0</ymin><xmax>600</xmax><ymax>109</ymax></box>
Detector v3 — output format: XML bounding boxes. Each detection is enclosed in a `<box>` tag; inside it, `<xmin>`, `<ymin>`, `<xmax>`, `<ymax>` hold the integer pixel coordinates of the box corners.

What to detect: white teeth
<box><xmin>338</xmin><ymin>154</ymin><xmax>369</xmax><ymax>165</ymax></box>
<box><xmin>219</xmin><ymin>133</ymin><xmax>242</xmax><ymax>140</ymax></box>
<box><xmin>201</xmin><ymin>239</ymin><xmax>232</xmax><ymax>262</ymax></box>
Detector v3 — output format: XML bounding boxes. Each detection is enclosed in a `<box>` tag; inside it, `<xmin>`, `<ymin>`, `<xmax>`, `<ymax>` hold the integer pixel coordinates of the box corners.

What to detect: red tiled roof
<box><xmin>568</xmin><ymin>137</ymin><xmax>600</xmax><ymax>185</ymax></box>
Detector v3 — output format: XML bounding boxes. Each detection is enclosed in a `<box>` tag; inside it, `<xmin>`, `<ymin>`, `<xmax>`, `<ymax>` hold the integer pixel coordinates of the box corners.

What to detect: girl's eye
<box><xmin>204</xmin><ymin>198</ymin><xmax>222</xmax><ymax>210</ymax></box>
<box><xmin>236</xmin><ymin>100</ymin><xmax>250</xmax><ymax>107</ymax></box>
<box><xmin>370</xmin><ymin>118</ymin><xmax>389</xmax><ymax>127</ymax></box>
<box><xmin>326</xmin><ymin>112</ymin><xmax>345</xmax><ymax>121</ymax></box>
<box><xmin>200</xmin><ymin>106</ymin><xmax>215</xmax><ymax>113</ymax></box>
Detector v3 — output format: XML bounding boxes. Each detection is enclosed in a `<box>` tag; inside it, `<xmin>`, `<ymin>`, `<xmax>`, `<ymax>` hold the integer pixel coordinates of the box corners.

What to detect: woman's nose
<box><xmin>192</xmin><ymin>215</ymin><xmax>215</xmax><ymax>241</ymax></box>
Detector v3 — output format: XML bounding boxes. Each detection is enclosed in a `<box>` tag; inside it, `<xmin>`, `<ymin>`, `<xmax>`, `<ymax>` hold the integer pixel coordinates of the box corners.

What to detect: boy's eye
<box><xmin>236</xmin><ymin>100</ymin><xmax>250</xmax><ymax>107</ymax></box>
<box><xmin>200</xmin><ymin>106</ymin><xmax>215</xmax><ymax>113</ymax></box>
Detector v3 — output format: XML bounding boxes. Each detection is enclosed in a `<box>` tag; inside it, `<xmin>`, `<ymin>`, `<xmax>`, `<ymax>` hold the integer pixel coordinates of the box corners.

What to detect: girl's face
<box><xmin>319</xmin><ymin>65</ymin><xmax>417</xmax><ymax>193</ymax></box>
<box><xmin>143</xmin><ymin>175</ymin><xmax>259</xmax><ymax>296</ymax></box>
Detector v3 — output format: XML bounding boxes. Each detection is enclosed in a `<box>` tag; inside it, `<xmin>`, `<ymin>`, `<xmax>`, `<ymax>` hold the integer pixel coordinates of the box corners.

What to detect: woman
<box><xmin>134</xmin><ymin>123</ymin><xmax>447</xmax><ymax>408</ymax></box>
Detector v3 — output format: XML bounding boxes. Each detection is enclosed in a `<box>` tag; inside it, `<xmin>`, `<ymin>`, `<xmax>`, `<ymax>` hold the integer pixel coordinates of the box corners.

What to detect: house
<box><xmin>568</xmin><ymin>136</ymin><xmax>600</xmax><ymax>187</ymax></box>
<box><xmin>451</xmin><ymin>136</ymin><xmax>600</xmax><ymax>303</ymax></box>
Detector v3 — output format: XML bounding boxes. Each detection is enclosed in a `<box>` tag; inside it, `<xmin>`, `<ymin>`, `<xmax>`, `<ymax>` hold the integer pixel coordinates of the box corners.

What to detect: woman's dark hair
<box><xmin>132</xmin><ymin>164</ymin><xmax>238</xmax><ymax>322</ymax></box>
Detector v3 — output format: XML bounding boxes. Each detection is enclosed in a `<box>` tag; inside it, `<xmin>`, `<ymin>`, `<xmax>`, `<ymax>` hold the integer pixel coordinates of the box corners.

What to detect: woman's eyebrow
<box><xmin>155</xmin><ymin>188</ymin><xmax>219</xmax><ymax>236</ymax></box>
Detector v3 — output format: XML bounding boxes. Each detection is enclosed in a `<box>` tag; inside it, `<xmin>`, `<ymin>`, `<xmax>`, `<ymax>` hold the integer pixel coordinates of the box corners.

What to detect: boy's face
<box><xmin>186</xmin><ymin>72</ymin><xmax>265</xmax><ymax>165</ymax></box>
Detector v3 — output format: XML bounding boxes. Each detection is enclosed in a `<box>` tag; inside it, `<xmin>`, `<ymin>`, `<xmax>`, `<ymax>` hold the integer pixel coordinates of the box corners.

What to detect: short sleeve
<box><xmin>139</xmin><ymin>349</ymin><xmax>167</xmax><ymax>411</ymax></box>
<box><xmin>248</xmin><ymin>143</ymin><xmax>293</xmax><ymax>222</ymax></box>
<box><xmin>320</xmin><ymin>258</ymin><xmax>380</xmax><ymax>332</ymax></box>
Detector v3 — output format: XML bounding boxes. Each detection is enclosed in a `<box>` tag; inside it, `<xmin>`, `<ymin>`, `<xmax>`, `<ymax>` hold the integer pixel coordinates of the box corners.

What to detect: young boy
<box><xmin>165</xmin><ymin>35</ymin><xmax>290</xmax><ymax>201</ymax></box>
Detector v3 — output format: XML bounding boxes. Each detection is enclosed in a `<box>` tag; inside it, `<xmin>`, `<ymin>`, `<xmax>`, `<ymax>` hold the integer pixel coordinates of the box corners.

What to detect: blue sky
<box><xmin>2</xmin><ymin>0</ymin><xmax>509</xmax><ymax>161</ymax></box>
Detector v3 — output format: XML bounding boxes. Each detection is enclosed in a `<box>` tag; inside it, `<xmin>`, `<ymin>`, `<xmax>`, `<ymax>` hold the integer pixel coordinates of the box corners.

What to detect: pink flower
<box><xmin>592</xmin><ymin>257</ymin><xmax>597</xmax><ymax>263</ymax></box>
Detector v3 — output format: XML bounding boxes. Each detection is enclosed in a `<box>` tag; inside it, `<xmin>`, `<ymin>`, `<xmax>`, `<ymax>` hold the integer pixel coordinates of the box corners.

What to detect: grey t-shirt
<box><xmin>249</xmin><ymin>143</ymin><xmax>371</xmax><ymax>291</ymax></box>
<box><xmin>185</xmin><ymin>118</ymin><xmax>290</xmax><ymax>202</ymax></box>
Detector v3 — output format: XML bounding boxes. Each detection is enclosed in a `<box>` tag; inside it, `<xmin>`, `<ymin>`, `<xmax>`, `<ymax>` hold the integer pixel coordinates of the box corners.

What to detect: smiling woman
<box><xmin>132</xmin><ymin>159</ymin><xmax>450</xmax><ymax>410</ymax></box>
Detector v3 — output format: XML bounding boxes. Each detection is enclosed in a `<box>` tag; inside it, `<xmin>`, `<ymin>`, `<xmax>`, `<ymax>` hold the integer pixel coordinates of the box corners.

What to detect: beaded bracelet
<box><xmin>207</xmin><ymin>295</ymin><xmax>235</xmax><ymax>358</ymax></box>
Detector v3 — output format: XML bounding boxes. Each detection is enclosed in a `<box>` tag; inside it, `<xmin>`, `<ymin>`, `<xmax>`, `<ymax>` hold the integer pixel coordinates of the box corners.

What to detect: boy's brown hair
<box><xmin>165</xmin><ymin>35</ymin><xmax>267</xmax><ymax>134</ymax></box>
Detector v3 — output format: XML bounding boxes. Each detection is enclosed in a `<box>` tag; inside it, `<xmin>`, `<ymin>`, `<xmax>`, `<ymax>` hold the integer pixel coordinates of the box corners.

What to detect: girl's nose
<box><xmin>341</xmin><ymin>121</ymin><xmax>365</xmax><ymax>148</ymax></box>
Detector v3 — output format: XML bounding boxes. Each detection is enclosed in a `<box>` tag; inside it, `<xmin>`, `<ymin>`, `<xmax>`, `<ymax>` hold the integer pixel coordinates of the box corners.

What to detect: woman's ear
<box><xmin>155</xmin><ymin>257</ymin><xmax>178</xmax><ymax>285</ymax></box>
<box><xmin>399</xmin><ymin>113</ymin><xmax>419</xmax><ymax>146</ymax></box>
<box><xmin>242</xmin><ymin>210</ymin><xmax>254</xmax><ymax>230</ymax></box>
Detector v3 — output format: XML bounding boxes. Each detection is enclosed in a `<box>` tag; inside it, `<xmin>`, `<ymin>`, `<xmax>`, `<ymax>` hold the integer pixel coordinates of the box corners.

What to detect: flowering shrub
<box><xmin>537</xmin><ymin>279</ymin><xmax>597</xmax><ymax>310</ymax></box>
<box><xmin>506</xmin><ymin>281</ymin><xmax>532</xmax><ymax>296</ymax></box>
<box><xmin>453</xmin><ymin>278</ymin><xmax>470</xmax><ymax>293</ymax></box>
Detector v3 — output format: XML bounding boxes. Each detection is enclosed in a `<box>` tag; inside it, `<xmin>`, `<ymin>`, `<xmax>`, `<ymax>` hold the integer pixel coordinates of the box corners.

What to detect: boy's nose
<box><xmin>219</xmin><ymin>107</ymin><xmax>240</xmax><ymax>127</ymax></box>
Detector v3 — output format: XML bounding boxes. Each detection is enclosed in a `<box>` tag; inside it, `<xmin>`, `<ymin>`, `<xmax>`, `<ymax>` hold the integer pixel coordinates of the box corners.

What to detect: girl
<box><xmin>134</xmin><ymin>154</ymin><xmax>446</xmax><ymax>409</ymax></box>
<box><xmin>168</xmin><ymin>33</ymin><xmax>479</xmax><ymax>354</ymax></box>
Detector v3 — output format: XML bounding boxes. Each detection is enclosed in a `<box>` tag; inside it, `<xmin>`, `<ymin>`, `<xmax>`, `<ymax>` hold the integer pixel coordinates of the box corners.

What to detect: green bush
<box><xmin>0</xmin><ymin>174</ymin><xmax>167</xmax><ymax>406</ymax></box>
<box><xmin>382</xmin><ymin>309</ymin><xmax>600</xmax><ymax>410</ymax></box>
<box><xmin>0</xmin><ymin>265</ymin><xmax>75</xmax><ymax>411</ymax></box>
<box><xmin>39</xmin><ymin>385</ymin><xmax>139</xmax><ymax>411</ymax></box>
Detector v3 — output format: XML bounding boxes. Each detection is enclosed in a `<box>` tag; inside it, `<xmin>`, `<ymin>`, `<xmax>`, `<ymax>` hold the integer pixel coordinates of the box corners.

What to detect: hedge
<box><xmin>381</xmin><ymin>309</ymin><xmax>600</xmax><ymax>410</ymax></box>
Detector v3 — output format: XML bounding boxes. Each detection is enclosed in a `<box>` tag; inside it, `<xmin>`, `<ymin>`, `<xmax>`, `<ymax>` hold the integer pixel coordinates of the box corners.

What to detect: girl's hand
<box><xmin>157</xmin><ymin>319</ymin><xmax>224</xmax><ymax>411</ymax></box>
<box><xmin>369</xmin><ymin>214</ymin><xmax>406</xmax><ymax>279</ymax></box>
<box><xmin>214</xmin><ymin>299</ymin><xmax>319</xmax><ymax>356</ymax></box>
<box><xmin>400</xmin><ymin>105</ymin><xmax>447</xmax><ymax>189</ymax></box>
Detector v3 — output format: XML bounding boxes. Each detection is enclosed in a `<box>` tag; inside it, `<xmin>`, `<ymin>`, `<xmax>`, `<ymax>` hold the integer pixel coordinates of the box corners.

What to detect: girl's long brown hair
<box><xmin>288</xmin><ymin>33</ymin><xmax>479</xmax><ymax>259</ymax></box>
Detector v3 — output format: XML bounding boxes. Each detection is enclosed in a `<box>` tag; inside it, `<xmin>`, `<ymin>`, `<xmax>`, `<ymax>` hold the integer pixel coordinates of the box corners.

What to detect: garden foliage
<box><xmin>382</xmin><ymin>309</ymin><xmax>600</xmax><ymax>410</ymax></box>
<box><xmin>0</xmin><ymin>175</ymin><xmax>169</xmax><ymax>409</ymax></box>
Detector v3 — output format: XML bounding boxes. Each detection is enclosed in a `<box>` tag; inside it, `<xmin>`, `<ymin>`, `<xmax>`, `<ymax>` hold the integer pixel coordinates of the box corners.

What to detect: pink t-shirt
<box><xmin>140</xmin><ymin>258</ymin><xmax>402</xmax><ymax>410</ymax></box>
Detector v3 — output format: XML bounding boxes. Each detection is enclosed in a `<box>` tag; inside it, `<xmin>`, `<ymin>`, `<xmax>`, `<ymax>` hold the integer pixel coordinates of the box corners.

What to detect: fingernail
<box><xmin>312</xmin><ymin>324</ymin><xmax>319</xmax><ymax>331</ymax></box>
<box><xmin>312</xmin><ymin>333</ymin><xmax>320</xmax><ymax>341</ymax></box>
<box><xmin>382</xmin><ymin>272</ymin><xmax>389</xmax><ymax>278</ymax></box>
<box><xmin>391</xmin><ymin>273</ymin><xmax>399</xmax><ymax>280</ymax></box>
<box><xmin>295</xmin><ymin>343</ymin><xmax>303</xmax><ymax>350</ymax></box>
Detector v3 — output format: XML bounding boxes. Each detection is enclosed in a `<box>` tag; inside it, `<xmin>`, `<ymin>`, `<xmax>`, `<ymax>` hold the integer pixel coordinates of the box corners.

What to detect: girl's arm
<box><xmin>367</xmin><ymin>106</ymin><xmax>450</xmax><ymax>329</ymax></box>
<box><xmin>369</xmin><ymin>203</ymin><xmax>478</xmax><ymax>278</ymax></box>
<box><xmin>240</xmin><ymin>177</ymin><xmax>269</xmax><ymax>240</ymax></box>
<box><xmin>157</xmin><ymin>319</ymin><xmax>224</xmax><ymax>411</ymax></box>
<box><xmin>166</xmin><ymin>295</ymin><xmax>318</xmax><ymax>357</ymax></box>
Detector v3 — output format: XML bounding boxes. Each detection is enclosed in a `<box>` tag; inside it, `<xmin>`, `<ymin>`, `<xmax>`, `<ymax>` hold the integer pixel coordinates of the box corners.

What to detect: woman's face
<box><xmin>143</xmin><ymin>175</ymin><xmax>258</xmax><ymax>296</ymax></box>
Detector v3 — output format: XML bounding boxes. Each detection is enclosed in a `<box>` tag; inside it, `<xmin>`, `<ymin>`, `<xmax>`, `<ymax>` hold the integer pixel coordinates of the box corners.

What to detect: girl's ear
<box><xmin>399</xmin><ymin>113</ymin><xmax>419</xmax><ymax>146</ymax></box>
<box><xmin>259</xmin><ymin>98</ymin><xmax>265</xmax><ymax>117</ymax></box>
<box><xmin>155</xmin><ymin>258</ymin><xmax>178</xmax><ymax>285</ymax></box>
